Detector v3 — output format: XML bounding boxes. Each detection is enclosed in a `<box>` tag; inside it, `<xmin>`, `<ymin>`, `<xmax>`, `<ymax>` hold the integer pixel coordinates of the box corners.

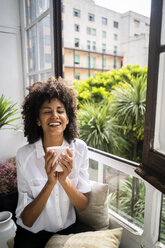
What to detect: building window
<box><xmin>92</xmin><ymin>57</ymin><xmax>96</xmax><ymax>68</ymax></box>
<box><xmin>93</xmin><ymin>41</ymin><xmax>96</xmax><ymax>50</ymax></box>
<box><xmin>87</xmin><ymin>56</ymin><xmax>90</xmax><ymax>68</ymax></box>
<box><xmin>75</xmin><ymin>72</ymin><xmax>80</xmax><ymax>79</ymax></box>
<box><xmin>74</xmin><ymin>38</ymin><xmax>79</xmax><ymax>47</ymax></box>
<box><xmin>114</xmin><ymin>45</ymin><xmax>117</xmax><ymax>54</ymax></box>
<box><xmin>102</xmin><ymin>31</ymin><xmax>106</xmax><ymax>38</ymax></box>
<box><xmin>87</xmin><ymin>40</ymin><xmax>91</xmax><ymax>50</ymax></box>
<box><xmin>88</xmin><ymin>13</ymin><xmax>95</xmax><ymax>22</ymax></box>
<box><xmin>114</xmin><ymin>34</ymin><xmax>118</xmax><ymax>40</ymax></box>
<box><xmin>92</xmin><ymin>28</ymin><xmax>96</xmax><ymax>36</ymax></box>
<box><xmin>114</xmin><ymin>21</ymin><xmax>119</xmax><ymax>28</ymax></box>
<box><xmin>102</xmin><ymin>17</ymin><xmax>107</xmax><ymax>25</ymax></box>
<box><xmin>113</xmin><ymin>58</ymin><xmax>117</xmax><ymax>68</ymax></box>
<box><xmin>87</xmin><ymin>27</ymin><xmax>91</xmax><ymax>34</ymax></box>
<box><xmin>134</xmin><ymin>19</ymin><xmax>140</xmax><ymax>27</ymax></box>
<box><xmin>74</xmin><ymin>24</ymin><xmax>79</xmax><ymax>32</ymax></box>
<box><xmin>74</xmin><ymin>55</ymin><xmax>80</xmax><ymax>64</ymax></box>
<box><xmin>73</xmin><ymin>8</ymin><xmax>80</xmax><ymax>17</ymax></box>
<box><xmin>102</xmin><ymin>43</ymin><xmax>106</xmax><ymax>52</ymax></box>
<box><xmin>102</xmin><ymin>58</ymin><xmax>106</xmax><ymax>68</ymax></box>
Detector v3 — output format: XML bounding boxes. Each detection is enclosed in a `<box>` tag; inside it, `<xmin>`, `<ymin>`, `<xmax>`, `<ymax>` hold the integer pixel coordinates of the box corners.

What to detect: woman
<box><xmin>14</xmin><ymin>77</ymin><xmax>93</xmax><ymax>248</ymax></box>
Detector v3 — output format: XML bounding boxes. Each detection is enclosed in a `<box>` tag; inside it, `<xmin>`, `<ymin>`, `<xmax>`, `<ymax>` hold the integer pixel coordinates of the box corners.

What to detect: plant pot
<box><xmin>0</xmin><ymin>211</ymin><xmax>16</xmax><ymax>248</ymax></box>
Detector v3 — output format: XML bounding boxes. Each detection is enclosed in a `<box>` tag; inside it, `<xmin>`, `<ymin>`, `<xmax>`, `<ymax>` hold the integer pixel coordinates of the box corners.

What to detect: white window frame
<box><xmin>20</xmin><ymin>0</ymin><xmax>54</xmax><ymax>89</ymax></box>
<box><xmin>88</xmin><ymin>148</ymin><xmax>163</xmax><ymax>248</ymax></box>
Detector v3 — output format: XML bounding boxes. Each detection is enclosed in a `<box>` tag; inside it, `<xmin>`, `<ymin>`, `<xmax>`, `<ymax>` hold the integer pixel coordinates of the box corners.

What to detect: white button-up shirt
<box><xmin>15</xmin><ymin>138</ymin><xmax>91</xmax><ymax>233</ymax></box>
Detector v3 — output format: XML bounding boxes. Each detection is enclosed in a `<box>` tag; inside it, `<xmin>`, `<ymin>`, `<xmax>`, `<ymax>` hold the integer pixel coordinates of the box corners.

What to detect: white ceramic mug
<box><xmin>47</xmin><ymin>146</ymin><xmax>68</xmax><ymax>172</ymax></box>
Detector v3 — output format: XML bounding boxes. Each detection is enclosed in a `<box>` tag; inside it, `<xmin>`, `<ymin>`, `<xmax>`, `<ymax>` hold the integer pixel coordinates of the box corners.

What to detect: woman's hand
<box><xmin>58</xmin><ymin>148</ymin><xmax>73</xmax><ymax>183</ymax></box>
<box><xmin>45</xmin><ymin>150</ymin><xmax>58</xmax><ymax>186</ymax></box>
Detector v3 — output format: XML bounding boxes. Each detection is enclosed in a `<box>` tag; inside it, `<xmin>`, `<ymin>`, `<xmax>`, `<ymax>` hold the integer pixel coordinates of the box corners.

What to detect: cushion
<box><xmin>76</xmin><ymin>181</ymin><xmax>109</xmax><ymax>230</ymax></box>
<box><xmin>45</xmin><ymin>228</ymin><xmax>123</xmax><ymax>248</ymax></box>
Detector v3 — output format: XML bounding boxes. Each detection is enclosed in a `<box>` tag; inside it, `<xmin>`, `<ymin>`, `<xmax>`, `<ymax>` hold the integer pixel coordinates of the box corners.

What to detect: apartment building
<box><xmin>63</xmin><ymin>0</ymin><xmax>150</xmax><ymax>82</ymax></box>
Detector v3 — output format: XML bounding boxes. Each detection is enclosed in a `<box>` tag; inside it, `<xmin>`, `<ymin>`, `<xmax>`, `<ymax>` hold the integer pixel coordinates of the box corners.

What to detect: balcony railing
<box><xmin>87</xmin><ymin>146</ymin><xmax>164</xmax><ymax>248</ymax></box>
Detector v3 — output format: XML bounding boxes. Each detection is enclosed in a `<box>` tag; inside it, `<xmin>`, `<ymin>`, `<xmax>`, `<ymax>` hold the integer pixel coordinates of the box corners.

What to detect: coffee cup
<box><xmin>47</xmin><ymin>146</ymin><xmax>68</xmax><ymax>172</ymax></box>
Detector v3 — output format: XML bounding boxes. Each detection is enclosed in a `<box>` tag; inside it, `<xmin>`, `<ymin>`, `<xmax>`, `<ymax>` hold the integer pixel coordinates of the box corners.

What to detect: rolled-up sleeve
<box><xmin>15</xmin><ymin>157</ymin><xmax>33</xmax><ymax>219</ymax></box>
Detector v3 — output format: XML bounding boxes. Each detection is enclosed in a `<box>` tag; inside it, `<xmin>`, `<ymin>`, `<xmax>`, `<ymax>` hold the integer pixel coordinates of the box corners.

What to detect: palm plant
<box><xmin>0</xmin><ymin>94</ymin><xmax>20</xmax><ymax>129</ymax></box>
<box><xmin>108</xmin><ymin>175</ymin><xmax>145</xmax><ymax>228</ymax></box>
<box><xmin>78</xmin><ymin>100</ymin><xmax>127</xmax><ymax>155</ymax></box>
<box><xmin>110</xmin><ymin>75</ymin><xmax>147</xmax><ymax>161</ymax></box>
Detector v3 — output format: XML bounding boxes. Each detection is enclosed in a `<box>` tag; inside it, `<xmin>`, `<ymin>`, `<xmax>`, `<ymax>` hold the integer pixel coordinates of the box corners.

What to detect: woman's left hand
<box><xmin>58</xmin><ymin>148</ymin><xmax>73</xmax><ymax>183</ymax></box>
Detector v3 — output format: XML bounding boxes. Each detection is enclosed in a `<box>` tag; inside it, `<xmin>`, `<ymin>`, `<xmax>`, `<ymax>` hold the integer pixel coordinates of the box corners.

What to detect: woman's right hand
<box><xmin>45</xmin><ymin>150</ymin><xmax>58</xmax><ymax>186</ymax></box>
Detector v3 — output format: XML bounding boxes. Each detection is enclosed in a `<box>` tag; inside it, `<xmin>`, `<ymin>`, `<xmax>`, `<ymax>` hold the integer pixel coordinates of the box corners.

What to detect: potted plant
<box><xmin>0</xmin><ymin>94</ymin><xmax>20</xmax><ymax>222</ymax></box>
<box><xmin>0</xmin><ymin>94</ymin><xmax>20</xmax><ymax>130</ymax></box>
<box><xmin>0</xmin><ymin>161</ymin><xmax>18</xmax><ymax>222</ymax></box>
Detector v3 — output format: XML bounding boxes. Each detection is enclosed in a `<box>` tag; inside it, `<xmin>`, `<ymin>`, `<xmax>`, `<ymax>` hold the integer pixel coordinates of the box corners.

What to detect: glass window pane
<box><xmin>161</xmin><ymin>0</ymin><xmax>165</xmax><ymax>45</ymax></box>
<box><xmin>26</xmin><ymin>0</ymin><xmax>36</xmax><ymax>25</ymax></box>
<box><xmin>27</xmin><ymin>26</ymin><xmax>38</xmax><ymax>72</ymax></box>
<box><xmin>154</xmin><ymin>52</ymin><xmax>165</xmax><ymax>155</ymax></box>
<box><xmin>29</xmin><ymin>74</ymin><xmax>38</xmax><ymax>85</ymax></box>
<box><xmin>89</xmin><ymin>159</ymin><xmax>98</xmax><ymax>181</ymax></box>
<box><xmin>104</xmin><ymin>165</ymin><xmax>145</xmax><ymax>228</ymax></box>
<box><xmin>46</xmin><ymin>71</ymin><xmax>52</xmax><ymax>79</ymax></box>
<box><xmin>159</xmin><ymin>194</ymin><xmax>165</xmax><ymax>244</ymax></box>
<box><xmin>37</xmin><ymin>0</ymin><xmax>50</xmax><ymax>17</ymax></box>
<box><xmin>38</xmin><ymin>15</ymin><xmax>52</xmax><ymax>70</ymax></box>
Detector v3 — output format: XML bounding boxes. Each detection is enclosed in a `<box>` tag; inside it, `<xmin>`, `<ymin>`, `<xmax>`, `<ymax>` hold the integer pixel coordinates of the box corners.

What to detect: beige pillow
<box><xmin>77</xmin><ymin>181</ymin><xmax>109</xmax><ymax>230</ymax></box>
<box><xmin>45</xmin><ymin>228</ymin><xmax>123</xmax><ymax>248</ymax></box>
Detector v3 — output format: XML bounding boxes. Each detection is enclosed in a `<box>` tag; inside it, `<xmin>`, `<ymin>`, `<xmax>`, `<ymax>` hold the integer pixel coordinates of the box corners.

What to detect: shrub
<box><xmin>0</xmin><ymin>162</ymin><xmax>17</xmax><ymax>194</ymax></box>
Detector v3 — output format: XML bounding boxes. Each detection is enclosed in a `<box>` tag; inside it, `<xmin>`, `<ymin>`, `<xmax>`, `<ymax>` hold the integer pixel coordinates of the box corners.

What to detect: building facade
<box><xmin>63</xmin><ymin>0</ymin><xmax>150</xmax><ymax>82</ymax></box>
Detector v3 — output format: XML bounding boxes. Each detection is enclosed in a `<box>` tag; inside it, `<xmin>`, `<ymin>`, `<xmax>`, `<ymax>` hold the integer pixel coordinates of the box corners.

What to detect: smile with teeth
<box><xmin>49</xmin><ymin>122</ymin><xmax>61</xmax><ymax>127</ymax></box>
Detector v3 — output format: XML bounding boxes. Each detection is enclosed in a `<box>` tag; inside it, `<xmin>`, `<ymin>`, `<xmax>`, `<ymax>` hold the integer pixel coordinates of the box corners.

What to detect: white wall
<box><xmin>0</xmin><ymin>0</ymin><xmax>26</xmax><ymax>161</ymax></box>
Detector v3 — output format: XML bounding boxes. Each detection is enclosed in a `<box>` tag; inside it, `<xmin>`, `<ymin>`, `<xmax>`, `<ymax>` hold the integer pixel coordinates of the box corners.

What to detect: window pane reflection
<box><xmin>37</xmin><ymin>0</ymin><xmax>50</xmax><ymax>17</ymax></box>
<box><xmin>154</xmin><ymin>53</ymin><xmax>165</xmax><ymax>155</ymax></box>
<box><xmin>39</xmin><ymin>15</ymin><xmax>51</xmax><ymax>70</ymax></box>
<box><xmin>27</xmin><ymin>26</ymin><xmax>38</xmax><ymax>72</ymax></box>
<box><xmin>161</xmin><ymin>0</ymin><xmax>165</xmax><ymax>45</ymax></box>
<box><xmin>104</xmin><ymin>165</ymin><xmax>145</xmax><ymax>228</ymax></box>
<box><xmin>159</xmin><ymin>195</ymin><xmax>165</xmax><ymax>244</ymax></box>
<box><xmin>26</xmin><ymin>0</ymin><xmax>36</xmax><ymax>25</ymax></box>
<box><xmin>29</xmin><ymin>74</ymin><xmax>38</xmax><ymax>85</ymax></box>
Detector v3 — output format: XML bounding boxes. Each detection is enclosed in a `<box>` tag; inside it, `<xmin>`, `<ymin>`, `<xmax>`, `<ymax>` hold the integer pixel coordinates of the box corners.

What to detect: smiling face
<box><xmin>37</xmin><ymin>98</ymin><xmax>69</xmax><ymax>144</ymax></box>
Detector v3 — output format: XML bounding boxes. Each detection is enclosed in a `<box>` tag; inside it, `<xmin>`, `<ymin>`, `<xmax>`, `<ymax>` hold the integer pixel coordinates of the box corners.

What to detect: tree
<box><xmin>109</xmin><ymin>75</ymin><xmax>147</xmax><ymax>162</ymax></box>
<box><xmin>74</xmin><ymin>64</ymin><xmax>147</xmax><ymax>106</ymax></box>
<box><xmin>77</xmin><ymin>100</ymin><xmax>127</xmax><ymax>155</ymax></box>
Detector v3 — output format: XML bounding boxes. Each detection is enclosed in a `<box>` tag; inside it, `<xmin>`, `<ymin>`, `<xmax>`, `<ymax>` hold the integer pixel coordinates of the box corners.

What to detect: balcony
<box><xmin>88</xmin><ymin>146</ymin><xmax>164</xmax><ymax>248</ymax></box>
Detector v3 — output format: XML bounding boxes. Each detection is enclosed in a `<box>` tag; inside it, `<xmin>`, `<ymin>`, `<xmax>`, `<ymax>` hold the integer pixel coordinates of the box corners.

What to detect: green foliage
<box><xmin>108</xmin><ymin>175</ymin><xmax>145</xmax><ymax>228</ymax></box>
<box><xmin>74</xmin><ymin>64</ymin><xmax>147</xmax><ymax>106</ymax></box>
<box><xmin>74</xmin><ymin>64</ymin><xmax>147</xmax><ymax>162</ymax></box>
<box><xmin>78</xmin><ymin>100</ymin><xmax>127</xmax><ymax>155</ymax></box>
<box><xmin>0</xmin><ymin>94</ymin><xmax>20</xmax><ymax>130</ymax></box>
<box><xmin>109</xmin><ymin>75</ymin><xmax>147</xmax><ymax>161</ymax></box>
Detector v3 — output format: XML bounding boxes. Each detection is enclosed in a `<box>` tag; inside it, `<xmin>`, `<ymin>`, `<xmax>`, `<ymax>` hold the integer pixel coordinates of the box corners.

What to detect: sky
<box><xmin>94</xmin><ymin>0</ymin><xmax>151</xmax><ymax>17</ymax></box>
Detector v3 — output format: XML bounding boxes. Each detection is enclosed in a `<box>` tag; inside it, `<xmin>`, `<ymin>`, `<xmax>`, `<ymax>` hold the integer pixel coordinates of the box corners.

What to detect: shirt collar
<box><xmin>35</xmin><ymin>138</ymin><xmax>70</xmax><ymax>159</ymax></box>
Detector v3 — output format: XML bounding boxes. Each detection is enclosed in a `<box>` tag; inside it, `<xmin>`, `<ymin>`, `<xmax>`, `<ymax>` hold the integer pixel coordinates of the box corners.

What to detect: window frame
<box><xmin>135</xmin><ymin>0</ymin><xmax>165</xmax><ymax>194</ymax></box>
<box><xmin>20</xmin><ymin>0</ymin><xmax>63</xmax><ymax>86</ymax></box>
<box><xmin>73</xmin><ymin>8</ymin><xmax>80</xmax><ymax>17</ymax></box>
<box><xmin>102</xmin><ymin>17</ymin><xmax>107</xmax><ymax>25</ymax></box>
<box><xmin>74</xmin><ymin>38</ymin><xmax>79</xmax><ymax>47</ymax></box>
<box><xmin>74</xmin><ymin>24</ymin><xmax>79</xmax><ymax>32</ymax></box>
<box><xmin>113</xmin><ymin>21</ymin><xmax>119</xmax><ymax>28</ymax></box>
<box><xmin>88</xmin><ymin>13</ymin><xmax>95</xmax><ymax>22</ymax></box>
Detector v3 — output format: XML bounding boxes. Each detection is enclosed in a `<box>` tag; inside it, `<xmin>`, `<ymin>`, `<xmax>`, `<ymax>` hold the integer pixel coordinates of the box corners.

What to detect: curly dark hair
<box><xmin>22</xmin><ymin>77</ymin><xmax>79</xmax><ymax>144</ymax></box>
